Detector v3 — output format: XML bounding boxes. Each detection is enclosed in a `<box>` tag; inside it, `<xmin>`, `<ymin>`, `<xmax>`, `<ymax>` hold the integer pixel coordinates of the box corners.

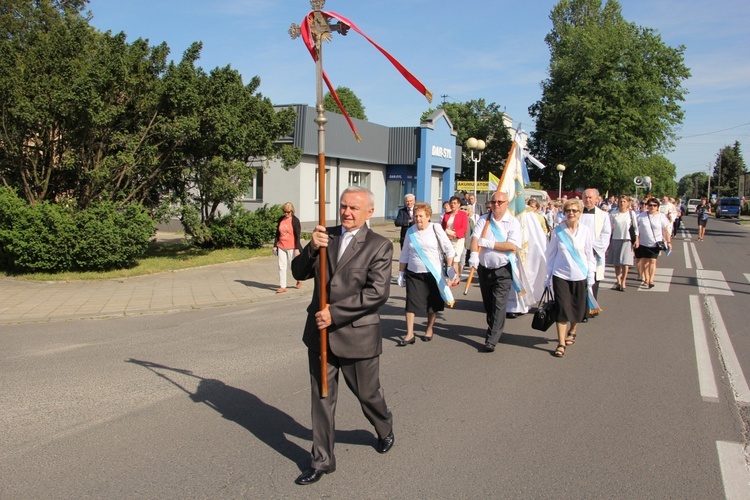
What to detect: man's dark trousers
<box><xmin>478</xmin><ymin>263</ymin><xmax>512</xmax><ymax>346</ymax></box>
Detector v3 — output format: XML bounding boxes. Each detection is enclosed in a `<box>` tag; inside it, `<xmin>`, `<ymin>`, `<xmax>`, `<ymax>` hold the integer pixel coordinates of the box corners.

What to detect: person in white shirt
<box><xmin>606</xmin><ymin>195</ymin><xmax>639</xmax><ymax>291</ymax></box>
<box><xmin>468</xmin><ymin>191</ymin><xmax>522</xmax><ymax>352</ymax></box>
<box><xmin>635</xmin><ymin>198</ymin><xmax>672</xmax><ymax>288</ymax></box>
<box><xmin>544</xmin><ymin>199</ymin><xmax>596</xmax><ymax>357</ymax></box>
<box><xmin>580</xmin><ymin>188</ymin><xmax>611</xmax><ymax>319</ymax></box>
<box><xmin>397</xmin><ymin>202</ymin><xmax>456</xmax><ymax>345</ymax></box>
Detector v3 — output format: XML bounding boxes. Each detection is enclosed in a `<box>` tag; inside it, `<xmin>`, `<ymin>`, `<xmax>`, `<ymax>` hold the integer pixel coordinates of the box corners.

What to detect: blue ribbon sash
<box><xmin>554</xmin><ymin>225</ymin><xmax>602</xmax><ymax>314</ymax></box>
<box><xmin>408</xmin><ymin>226</ymin><xmax>454</xmax><ymax>307</ymax></box>
<box><xmin>487</xmin><ymin>217</ymin><xmax>525</xmax><ymax>295</ymax></box>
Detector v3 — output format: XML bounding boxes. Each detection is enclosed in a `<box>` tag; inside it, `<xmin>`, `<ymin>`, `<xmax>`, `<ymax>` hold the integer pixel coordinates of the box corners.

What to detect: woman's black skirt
<box><xmin>405</xmin><ymin>270</ymin><xmax>445</xmax><ymax>313</ymax></box>
<box><xmin>634</xmin><ymin>245</ymin><xmax>660</xmax><ymax>260</ymax></box>
<box><xmin>552</xmin><ymin>276</ymin><xmax>586</xmax><ymax>323</ymax></box>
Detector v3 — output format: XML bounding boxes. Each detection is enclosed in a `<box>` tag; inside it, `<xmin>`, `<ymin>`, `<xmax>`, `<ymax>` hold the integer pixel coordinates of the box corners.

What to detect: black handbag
<box><xmin>628</xmin><ymin>212</ymin><xmax>637</xmax><ymax>244</ymax></box>
<box><xmin>531</xmin><ymin>287</ymin><xmax>557</xmax><ymax>332</ymax></box>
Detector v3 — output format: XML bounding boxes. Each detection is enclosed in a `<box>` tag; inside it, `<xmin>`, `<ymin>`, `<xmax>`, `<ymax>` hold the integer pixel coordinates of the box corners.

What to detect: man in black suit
<box><xmin>394</xmin><ymin>193</ymin><xmax>415</xmax><ymax>249</ymax></box>
<box><xmin>291</xmin><ymin>186</ymin><xmax>395</xmax><ymax>485</ymax></box>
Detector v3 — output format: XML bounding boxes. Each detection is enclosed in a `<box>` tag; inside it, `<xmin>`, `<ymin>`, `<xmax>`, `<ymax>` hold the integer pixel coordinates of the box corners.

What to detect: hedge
<box><xmin>0</xmin><ymin>187</ymin><xmax>155</xmax><ymax>273</ymax></box>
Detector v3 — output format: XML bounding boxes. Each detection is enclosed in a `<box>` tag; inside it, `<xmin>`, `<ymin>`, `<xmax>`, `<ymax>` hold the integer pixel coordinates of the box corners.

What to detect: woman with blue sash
<box><xmin>544</xmin><ymin>199</ymin><xmax>597</xmax><ymax>358</ymax></box>
<box><xmin>397</xmin><ymin>202</ymin><xmax>455</xmax><ymax>346</ymax></box>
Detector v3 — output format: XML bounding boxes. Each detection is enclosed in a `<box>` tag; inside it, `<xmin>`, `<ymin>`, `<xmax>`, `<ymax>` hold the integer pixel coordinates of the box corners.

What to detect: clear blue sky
<box><xmin>86</xmin><ymin>0</ymin><xmax>749</xmax><ymax>183</ymax></box>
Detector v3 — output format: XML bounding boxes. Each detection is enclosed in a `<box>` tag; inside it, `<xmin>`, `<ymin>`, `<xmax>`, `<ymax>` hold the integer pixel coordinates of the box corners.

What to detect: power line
<box><xmin>678</xmin><ymin>122</ymin><xmax>750</xmax><ymax>139</ymax></box>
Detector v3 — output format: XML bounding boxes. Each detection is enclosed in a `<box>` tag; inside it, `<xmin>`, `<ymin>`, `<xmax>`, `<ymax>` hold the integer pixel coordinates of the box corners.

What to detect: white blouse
<box><xmin>399</xmin><ymin>223</ymin><xmax>456</xmax><ymax>273</ymax></box>
<box><xmin>637</xmin><ymin>212</ymin><xmax>669</xmax><ymax>247</ymax></box>
<box><xmin>545</xmin><ymin>223</ymin><xmax>596</xmax><ymax>282</ymax></box>
<box><xmin>610</xmin><ymin>210</ymin><xmax>639</xmax><ymax>241</ymax></box>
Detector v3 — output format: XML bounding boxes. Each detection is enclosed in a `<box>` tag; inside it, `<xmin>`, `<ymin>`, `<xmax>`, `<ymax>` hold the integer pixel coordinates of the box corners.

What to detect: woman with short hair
<box><xmin>544</xmin><ymin>199</ymin><xmax>596</xmax><ymax>358</ymax></box>
<box><xmin>273</xmin><ymin>202</ymin><xmax>303</xmax><ymax>293</ymax></box>
<box><xmin>635</xmin><ymin>198</ymin><xmax>672</xmax><ymax>288</ymax></box>
<box><xmin>397</xmin><ymin>202</ymin><xmax>455</xmax><ymax>345</ymax></box>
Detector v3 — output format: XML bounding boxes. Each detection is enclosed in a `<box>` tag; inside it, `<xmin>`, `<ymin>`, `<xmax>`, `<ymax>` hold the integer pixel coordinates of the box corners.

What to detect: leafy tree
<box><xmin>677</xmin><ymin>171</ymin><xmax>709</xmax><ymax>200</ymax></box>
<box><xmin>528</xmin><ymin>0</ymin><xmax>690</xmax><ymax>194</ymax></box>
<box><xmin>323</xmin><ymin>86</ymin><xmax>367</xmax><ymax>120</ymax></box>
<box><xmin>712</xmin><ymin>141</ymin><xmax>746</xmax><ymax>198</ymax></box>
<box><xmin>0</xmin><ymin>0</ymin><xmax>98</xmax><ymax>203</ymax></box>
<box><xmin>170</xmin><ymin>57</ymin><xmax>300</xmax><ymax>229</ymax></box>
<box><xmin>0</xmin><ymin>1</ymin><xmax>301</xmax><ymax>216</ymax></box>
<box><xmin>421</xmin><ymin>100</ymin><xmax>512</xmax><ymax>182</ymax></box>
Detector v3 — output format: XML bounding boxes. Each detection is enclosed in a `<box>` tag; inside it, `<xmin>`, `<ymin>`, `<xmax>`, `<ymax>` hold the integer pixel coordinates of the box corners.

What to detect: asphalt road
<box><xmin>1</xmin><ymin>214</ymin><xmax>749</xmax><ymax>499</ymax></box>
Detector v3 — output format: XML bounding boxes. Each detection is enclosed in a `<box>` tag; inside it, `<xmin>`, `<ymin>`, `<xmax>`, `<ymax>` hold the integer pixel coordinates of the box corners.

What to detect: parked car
<box><xmin>715</xmin><ymin>197</ymin><xmax>741</xmax><ymax>218</ymax></box>
<box><xmin>686</xmin><ymin>199</ymin><xmax>701</xmax><ymax>215</ymax></box>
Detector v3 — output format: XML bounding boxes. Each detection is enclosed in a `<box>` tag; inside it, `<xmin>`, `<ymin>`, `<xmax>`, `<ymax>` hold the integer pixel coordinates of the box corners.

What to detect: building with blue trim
<box><xmin>242</xmin><ymin>105</ymin><xmax>461</xmax><ymax>228</ymax></box>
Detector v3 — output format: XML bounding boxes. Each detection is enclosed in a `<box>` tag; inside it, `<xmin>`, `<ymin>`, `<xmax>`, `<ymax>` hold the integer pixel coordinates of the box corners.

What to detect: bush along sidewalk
<box><xmin>0</xmin><ymin>187</ymin><xmax>154</xmax><ymax>273</ymax></box>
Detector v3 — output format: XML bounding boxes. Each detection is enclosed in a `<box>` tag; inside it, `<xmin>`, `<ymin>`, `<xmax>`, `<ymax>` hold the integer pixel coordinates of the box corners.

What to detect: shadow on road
<box><xmin>125</xmin><ymin>359</ymin><xmax>373</xmax><ymax>471</ymax></box>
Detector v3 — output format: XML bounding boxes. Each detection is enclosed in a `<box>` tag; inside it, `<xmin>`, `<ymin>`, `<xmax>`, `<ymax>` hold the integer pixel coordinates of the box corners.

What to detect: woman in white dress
<box><xmin>606</xmin><ymin>195</ymin><xmax>639</xmax><ymax>291</ymax></box>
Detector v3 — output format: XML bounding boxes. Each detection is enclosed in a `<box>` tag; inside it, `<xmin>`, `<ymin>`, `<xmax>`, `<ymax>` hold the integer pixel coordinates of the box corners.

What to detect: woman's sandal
<box><xmin>554</xmin><ymin>345</ymin><xmax>566</xmax><ymax>357</ymax></box>
<box><xmin>565</xmin><ymin>333</ymin><xmax>577</xmax><ymax>346</ymax></box>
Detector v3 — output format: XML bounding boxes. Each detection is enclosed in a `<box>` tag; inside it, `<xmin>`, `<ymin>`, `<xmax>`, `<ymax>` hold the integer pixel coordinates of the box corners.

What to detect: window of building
<box><xmin>247</xmin><ymin>168</ymin><xmax>263</xmax><ymax>201</ymax></box>
<box><xmin>348</xmin><ymin>171</ymin><xmax>370</xmax><ymax>189</ymax></box>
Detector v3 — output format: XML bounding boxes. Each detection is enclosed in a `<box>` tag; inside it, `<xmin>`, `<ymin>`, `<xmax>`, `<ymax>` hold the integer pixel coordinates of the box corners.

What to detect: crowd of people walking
<box><xmin>287</xmin><ymin>186</ymin><xmax>694</xmax><ymax>485</ymax></box>
<box><xmin>390</xmin><ymin>187</ymin><xmax>688</xmax><ymax>358</ymax></box>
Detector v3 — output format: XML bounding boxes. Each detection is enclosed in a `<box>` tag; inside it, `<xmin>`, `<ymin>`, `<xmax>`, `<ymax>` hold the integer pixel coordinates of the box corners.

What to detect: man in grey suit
<box><xmin>291</xmin><ymin>186</ymin><xmax>394</xmax><ymax>485</ymax></box>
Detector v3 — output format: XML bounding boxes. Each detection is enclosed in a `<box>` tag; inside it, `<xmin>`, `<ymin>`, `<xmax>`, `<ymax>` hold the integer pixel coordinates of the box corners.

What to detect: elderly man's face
<box><xmin>469</xmin><ymin>195</ymin><xmax>476</xmax><ymax>204</ymax></box>
<box><xmin>583</xmin><ymin>189</ymin><xmax>597</xmax><ymax>208</ymax></box>
<box><xmin>404</xmin><ymin>197</ymin><xmax>415</xmax><ymax>208</ymax></box>
<box><xmin>340</xmin><ymin>191</ymin><xmax>373</xmax><ymax>231</ymax></box>
<box><xmin>489</xmin><ymin>193</ymin><xmax>509</xmax><ymax>218</ymax></box>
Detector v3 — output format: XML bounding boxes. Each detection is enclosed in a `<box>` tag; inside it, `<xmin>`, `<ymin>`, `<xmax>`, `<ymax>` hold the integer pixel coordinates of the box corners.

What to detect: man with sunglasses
<box><xmin>468</xmin><ymin>192</ymin><xmax>522</xmax><ymax>352</ymax></box>
<box><xmin>580</xmin><ymin>189</ymin><xmax>612</xmax><ymax>320</ymax></box>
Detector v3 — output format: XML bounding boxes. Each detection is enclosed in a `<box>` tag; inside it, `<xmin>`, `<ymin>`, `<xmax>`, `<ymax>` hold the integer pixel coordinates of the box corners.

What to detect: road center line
<box><xmin>716</xmin><ymin>441</ymin><xmax>750</xmax><ymax>500</ymax></box>
<box><xmin>683</xmin><ymin>242</ymin><xmax>692</xmax><ymax>269</ymax></box>
<box><xmin>706</xmin><ymin>296</ymin><xmax>750</xmax><ymax>405</ymax></box>
<box><xmin>689</xmin><ymin>295</ymin><xmax>718</xmax><ymax>401</ymax></box>
<box><xmin>690</xmin><ymin>242</ymin><xmax>703</xmax><ymax>270</ymax></box>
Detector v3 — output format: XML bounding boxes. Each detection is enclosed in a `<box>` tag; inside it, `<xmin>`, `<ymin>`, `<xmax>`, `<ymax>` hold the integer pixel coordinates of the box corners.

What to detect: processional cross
<box><xmin>290</xmin><ymin>0</ymin><xmax>432</xmax><ymax>397</ymax></box>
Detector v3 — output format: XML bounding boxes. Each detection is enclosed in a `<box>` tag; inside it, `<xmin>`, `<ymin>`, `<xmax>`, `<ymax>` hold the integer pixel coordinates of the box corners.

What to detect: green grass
<box><xmin>6</xmin><ymin>241</ymin><xmax>272</xmax><ymax>282</ymax></box>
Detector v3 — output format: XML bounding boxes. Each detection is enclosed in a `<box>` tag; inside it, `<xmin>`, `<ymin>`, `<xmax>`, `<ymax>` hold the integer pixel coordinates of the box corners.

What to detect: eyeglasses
<box><xmin>647</xmin><ymin>204</ymin><xmax>658</xmax><ymax>207</ymax></box>
<box><xmin>490</xmin><ymin>200</ymin><xmax>508</xmax><ymax>205</ymax></box>
<box><xmin>564</xmin><ymin>209</ymin><xmax>580</xmax><ymax>213</ymax></box>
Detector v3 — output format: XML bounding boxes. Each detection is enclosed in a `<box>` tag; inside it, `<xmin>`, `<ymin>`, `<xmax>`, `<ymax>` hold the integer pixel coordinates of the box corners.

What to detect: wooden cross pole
<box><xmin>289</xmin><ymin>0</ymin><xmax>338</xmax><ymax>398</ymax></box>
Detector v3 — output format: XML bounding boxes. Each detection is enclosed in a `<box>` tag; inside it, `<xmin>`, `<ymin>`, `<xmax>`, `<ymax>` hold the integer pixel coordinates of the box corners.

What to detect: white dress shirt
<box><xmin>471</xmin><ymin>212</ymin><xmax>522</xmax><ymax>269</ymax></box>
<box><xmin>399</xmin><ymin>223</ymin><xmax>455</xmax><ymax>273</ymax></box>
<box><xmin>545</xmin><ymin>223</ymin><xmax>596</xmax><ymax>282</ymax></box>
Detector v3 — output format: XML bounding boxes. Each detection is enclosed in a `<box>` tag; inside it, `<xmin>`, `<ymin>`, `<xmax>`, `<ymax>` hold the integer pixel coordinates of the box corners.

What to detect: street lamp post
<box><xmin>465</xmin><ymin>137</ymin><xmax>486</xmax><ymax>200</ymax></box>
<box><xmin>556</xmin><ymin>164</ymin><xmax>566</xmax><ymax>200</ymax></box>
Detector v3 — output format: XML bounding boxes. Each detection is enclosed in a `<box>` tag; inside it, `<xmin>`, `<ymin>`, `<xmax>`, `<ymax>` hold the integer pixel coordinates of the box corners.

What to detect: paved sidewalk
<box><xmin>0</xmin><ymin>223</ymin><xmax>404</xmax><ymax>325</ymax></box>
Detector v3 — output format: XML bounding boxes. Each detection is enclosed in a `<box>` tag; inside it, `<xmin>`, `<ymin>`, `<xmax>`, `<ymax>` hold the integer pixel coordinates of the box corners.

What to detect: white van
<box><xmin>524</xmin><ymin>188</ymin><xmax>550</xmax><ymax>203</ymax></box>
<box><xmin>686</xmin><ymin>199</ymin><xmax>701</xmax><ymax>214</ymax></box>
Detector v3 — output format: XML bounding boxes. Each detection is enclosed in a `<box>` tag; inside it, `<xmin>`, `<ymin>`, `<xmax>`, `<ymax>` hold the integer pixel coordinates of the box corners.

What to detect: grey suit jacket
<box><xmin>292</xmin><ymin>225</ymin><xmax>393</xmax><ymax>359</ymax></box>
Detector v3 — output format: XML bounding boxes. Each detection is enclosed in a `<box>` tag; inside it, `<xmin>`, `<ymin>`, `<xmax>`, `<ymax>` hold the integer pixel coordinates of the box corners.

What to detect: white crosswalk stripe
<box><xmin>638</xmin><ymin>267</ymin><xmax>673</xmax><ymax>292</ymax></box>
<box><xmin>697</xmin><ymin>270</ymin><xmax>734</xmax><ymax>296</ymax></box>
<box><xmin>601</xmin><ymin>267</ymin><xmax>673</xmax><ymax>292</ymax></box>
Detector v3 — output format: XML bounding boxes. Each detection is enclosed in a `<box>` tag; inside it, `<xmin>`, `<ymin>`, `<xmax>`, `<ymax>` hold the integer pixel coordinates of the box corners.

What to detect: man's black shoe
<box><xmin>484</xmin><ymin>342</ymin><xmax>496</xmax><ymax>352</ymax></box>
<box><xmin>506</xmin><ymin>312</ymin><xmax>522</xmax><ymax>319</ymax></box>
<box><xmin>295</xmin><ymin>468</ymin><xmax>332</xmax><ymax>485</ymax></box>
<box><xmin>581</xmin><ymin>317</ymin><xmax>588</xmax><ymax>323</ymax></box>
<box><xmin>376</xmin><ymin>431</ymin><xmax>395</xmax><ymax>454</ymax></box>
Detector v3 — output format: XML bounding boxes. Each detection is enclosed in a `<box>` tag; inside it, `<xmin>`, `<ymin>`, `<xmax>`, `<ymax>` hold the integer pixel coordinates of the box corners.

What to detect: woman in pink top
<box><xmin>273</xmin><ymin>202</ymin><xmax>303</xmax><ymax>293</ymax></box>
